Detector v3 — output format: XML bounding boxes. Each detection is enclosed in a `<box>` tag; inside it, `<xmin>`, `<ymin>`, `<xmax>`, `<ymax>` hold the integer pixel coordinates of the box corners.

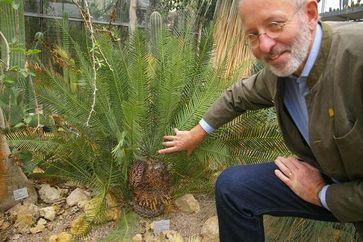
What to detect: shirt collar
<box><xmin>300</xmin><ymin>24</ymin><xmax>323</xmax><ymax>77</ymax></box>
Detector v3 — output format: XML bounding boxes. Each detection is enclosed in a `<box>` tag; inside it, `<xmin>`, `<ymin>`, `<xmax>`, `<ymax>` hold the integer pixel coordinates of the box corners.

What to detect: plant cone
<box><xmin>128</xmin><ymin>159</ymin><xmax>170</xmax><ymax>217</ymax></box>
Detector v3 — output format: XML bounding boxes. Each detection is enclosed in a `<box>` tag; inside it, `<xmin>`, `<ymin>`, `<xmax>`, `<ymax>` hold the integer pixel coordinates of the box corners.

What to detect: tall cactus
<box><xmin>62</xmin><ymin>11</ymin><xmax>70</xmax><ymax>88</ymax></box>
<box><xmin>0</xmin><ymin>0</ymin><xmax>26</xmax><ymax>68</ymax></box>
<box><xmin>150</xmin><ymin>11</ymin><xmax>163</xmax><ymax>53</ymax></box>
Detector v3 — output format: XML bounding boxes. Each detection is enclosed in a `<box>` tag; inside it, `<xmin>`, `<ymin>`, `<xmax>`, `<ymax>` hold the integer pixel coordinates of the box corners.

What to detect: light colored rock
<box><xmin>59</xmin><ymin>188</ymin><xmax>69</xmax><ymax>196</ymax></box>
<box><xmin>49</xmin><ymin>232</ymin><xmax>72</xmax><ymax>242</ymax></box>
<box><xmin>77</xmin><ymin>200</ymin><xmax>88</xmax><ymax>209</ymax></box>
<box><xmin>201</xmin><ymin>216</ymin><xmax>219</xmax><ymax>242</ymax></box>
<box><xmin>47</xmin><ymin>223</ymin><xmax>54</xmax><ymax>231</ymax></box>
<box><xmin>163</xmin><ymin>230</ymin><xmax>184</xmax><ymax>242</ymax></box>
<box><xmin>40</xmin><ymin>206</ymin><xmax>56</xmax><ymax>221</ymax></box>
<box><xmin>14</xmin><ymin>213</ymin><xmax>34</xmax><ymax>234</ymax></box>
<box><xmin>105</xmin><ymin>206</ymin><xmax>121</xmax><ymax>222</ymax></box>
<box><xmin>30</xmin><ymin>223</ymin><xmax>45</xmax><ymax>234</ymax></box>
<box><xmin>188</xmin><ymin>235</ymin><xmax>202</xmax><ymax>242</ymax></box>
<box><xmin>37</xmin><ymin>218</ymin><xmax>47</xmax><ymax>225</ymax></box>
<box><xmin>1</xmin><ymin>220</ymin><xmax>11</xmax><ymax>231</ymax></box>
<box><xmin>143</xmin><ymin>231</ymin><xmax>158</xmax><ymax>242</ymax></box>
<box><xmin>58</xmin><ymin>232</ymin><xmax>73</xmax><ymax>242</ymax></box>
<box><xmin>49</xmin><ymin>234</ymin><xmax>58</xmax><ymax>242</ymax></box>
<box><xmin>105</xmin><ymin>192</ymin><xmax>119</xmax><ymax>220</ymax></box>
<box><xmin>39</xmin><ymin>184</ymin><xmax>62</xmax><ymax>203</ymax></box>
<box><xmin>174</xmin><ymin>194</ymin><xmax>200</xmax><ymax>214</ymax></box>
<box><xmin>106</xmin><ymin>193</ymin><xmax>118</xmax><ymax>207</ymax></box>
<box><xmin>132</xmin><ymin>233</ymin><xmax>143</xmax><ymax>242</ymax></box>
<box><xmin>66</xmin><ymin>188</ymin><xmax>90</xmax><ymax>206</ymax></box>
<box><xmin>83</xmin><ymin>199</ymin><xmax>97</xmax><ymax>211</ymax></box>
<box><xmin>11</xmin><ymin>234</ymin><xmax>21</xmax><ymax>240</ymax></box>
<box><xmin>9</xmin><ymin>202</ymin><xmax>40</xmax><ymax>220</ymax></box>
<box><xmin>32</xmin><ymin>167</ymin><xmax>44</xmax><ymax>173</ymax></box>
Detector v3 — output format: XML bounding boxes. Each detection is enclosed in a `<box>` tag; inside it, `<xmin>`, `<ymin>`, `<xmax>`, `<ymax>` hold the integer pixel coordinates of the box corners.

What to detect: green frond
<box><xmin>265</xmin><ymin>216</ymin><xmax>358</xmax><ymax>242</ymax></box>
<box><xmin>6</xmin><ymin>129</ymin><xmax>64</xmax><ymax>154</ymax></box>
<box><xmin>99</xmin><ymin>210</ymin><xmax>138</xmax><ymax>242</ymax></box>
<box><xmin>215</xmin><ymin>109</ymin><xmax>289</xmax><ymax>164</ymax></box>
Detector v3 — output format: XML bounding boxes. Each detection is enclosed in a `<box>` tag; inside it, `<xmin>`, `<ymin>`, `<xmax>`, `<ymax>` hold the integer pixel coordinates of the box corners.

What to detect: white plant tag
<box><xmin>153</xmin><ymin>219</ymin><xmax>170</xmax><ymax>234</ymax></box>
<box><xmin>13</xmin><ymin>187</ymin><xmax>29</xmax><ymax>201</ymax></box>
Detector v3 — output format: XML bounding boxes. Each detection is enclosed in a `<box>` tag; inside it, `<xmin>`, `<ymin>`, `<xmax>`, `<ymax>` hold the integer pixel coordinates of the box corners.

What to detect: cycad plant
<box><xmin>5</xmin><ymin>16</ymin><xmax>239</xmax><ymax>230</ymax></box>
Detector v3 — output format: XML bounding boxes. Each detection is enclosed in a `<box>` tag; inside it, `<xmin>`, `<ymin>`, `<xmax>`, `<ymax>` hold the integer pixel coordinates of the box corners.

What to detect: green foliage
<box><xmin>217</xmin><ymin>109</ymin><xmax>290</xmax><ymax>165</ymax></box>
<box><xmin>265</xmin><ymin>216</ymin><xmax>359</xmax><ymax>242</ymax></box>
<box><xmin>0</xmin><ymin>0</ymin><xmax>42</xmax><ymax>129</ymax></box>
<box><xmin>6</xmin><ymin>23</ymin><xmax>230</xmax><ymax>209</ymax></box>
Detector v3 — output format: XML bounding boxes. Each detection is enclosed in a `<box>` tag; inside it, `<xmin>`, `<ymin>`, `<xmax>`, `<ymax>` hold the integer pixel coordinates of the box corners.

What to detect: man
<box><xmin>159</xmin><ymin>0</ymin><xmax>363</xmax><ymax>241</ymax></box>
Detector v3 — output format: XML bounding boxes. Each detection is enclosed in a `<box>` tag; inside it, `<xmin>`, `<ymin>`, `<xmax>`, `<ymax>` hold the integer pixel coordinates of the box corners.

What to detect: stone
<box><xmin>38</xmin><ymin>184</ymin><xmax>61</xmax><ymax>203</ymax></box>
<box><xmin>83</xmin><ymin>199</ymin><xmax>97</xmax><ymax>211</ymax></box>
<box><xmin>1</xmin><ymin>220</ymin><xmax>11</xmax><ymax>231</ymax></box>
<box><xmin>11</xmin><ymin>234</ymin><xmax>21</xmax><ymax>240</ymax></box>
<box><xmin>59</xmin><ymin>188</ymin><xmax>69</xmax><ymax>196</ymax></box>
<box><xmin>66</xmin><ymin>188</ymin><xmax>90</xmax><ymax>206</ymax></box>
<box><xmin>174</xmin><ymin>194</ymin><xmax>200</xmax><ymax>214</ymax></box>
<box><xmin>58</xmin><ymin>232</ymin><xmax>73</xmax><ymax>242</ymax></box>
<box><xmin>77</xmin><ymin>200</ymin><xmax>88</xmax><ymax>209</ymax></box>
<box><xmin>132</xmin><ymin>233</ymin><xmax>143</xmax><ymax>242</ymax></box>
<box><xmin>106</xmin><ymin>192</ymin><xmax>118</xmax><ymax>208</ymax></box>
<box><xmin>201</xmin><ymin>216</ymin><xmax>219</xmax><ymax>242</ymax></box>
<box><xmin>32</xmin><ymin>167</ymin><xmax>44</xmax><ymax>173</ymax></box>
<box><xmin>49</xmin><ymin>232</ymin><xmax>72</xmax><ymax>242</ymax></box>
<box><xmin>40</xmin><ymin>206</ymin><xmax>56</xmax><ymax>221</ymax></box>
<box><xmin>30</xmin><ymin>223</ymin><xmax>45</xmax><ymax>234</ymax></box>
<box><xmin>38</xmin><ymin>218</ymin><xmax>47</xmax><ymax>225</ymax></box>
<box><xmin>163</xmin><ymin>230</ymin><xmax>184</xmax><ymax>242</ymax></box>
<box><xmin>49</xmin><ymin>234</ymin><xmax>58</xmax><ymax>242</ymax></box>
<box><xmin>105</xmin><ymin>206</ymin><xmax>121</xmax><ymax>222</ymax></box>
<box><xmin>9</xmin><ymin>202</ymin><xmax>40</xmax><ymax>220</ymax></box>
<box><xmin>14</xmin><ymin>213</ymin><xmax>34</xmax><ymax>234</ymax></box>
<box><xmin>143</xmin><ymin>231</ymin><xmax>158</xmax><ymax>242</ymax></box>
<box><xmin>46</xmin><ymin>223</ymin><xmax>54</xmax><ymax>231</ymax></box>
<box><xmin>188</xmin><ymin>235</ymin><xmax>202</xmax><ymax>242</ymax></box>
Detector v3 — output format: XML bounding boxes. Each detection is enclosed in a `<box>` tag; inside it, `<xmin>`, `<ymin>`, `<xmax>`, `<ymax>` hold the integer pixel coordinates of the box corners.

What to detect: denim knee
<box><xmin>215</xmin><ymin>165</ymin><xmax>248</xmax><ymax>200</ymax></box>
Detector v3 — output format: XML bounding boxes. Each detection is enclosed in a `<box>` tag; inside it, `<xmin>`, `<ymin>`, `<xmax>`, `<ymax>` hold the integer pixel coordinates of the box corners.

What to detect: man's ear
<box><xmin>305</xmin><ymin>0</ymin><xmax>319</xmax><ymax>30</ymax></box>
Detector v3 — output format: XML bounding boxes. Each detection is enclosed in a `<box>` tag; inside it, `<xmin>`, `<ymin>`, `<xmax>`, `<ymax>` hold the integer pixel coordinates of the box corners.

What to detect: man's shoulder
<box><xmin>324</xmin><ymin>21</ymin><xmax>363</xmax><ymax>37</ymax></box>
<box><xmin>323</xmin><ymin>21</ymin><xmax>363</xmax><ymax>54</ymax></box>
<box><xmin>323</xmin><ymin>21</ymin><xmax>363</xmax><ymax>28</ymax></box>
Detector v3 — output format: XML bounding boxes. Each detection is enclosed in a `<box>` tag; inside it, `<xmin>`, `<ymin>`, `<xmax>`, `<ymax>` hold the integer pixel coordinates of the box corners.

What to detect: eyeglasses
<box><xmin>244</xmin><ymin>5</ymin><xmax>304</xmax><ymax>48</ymax></box>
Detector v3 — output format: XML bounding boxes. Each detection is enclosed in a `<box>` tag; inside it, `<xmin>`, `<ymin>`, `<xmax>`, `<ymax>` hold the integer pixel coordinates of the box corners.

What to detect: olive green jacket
<box><xmin>203</xmin><ymin>22</ymin><xmax>363</xmax><ymax>224</ymax></box>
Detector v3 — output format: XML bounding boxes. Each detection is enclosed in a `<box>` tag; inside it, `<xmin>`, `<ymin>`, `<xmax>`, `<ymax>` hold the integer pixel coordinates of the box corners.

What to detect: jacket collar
<box><xmin>306</xmin><ymin>22</ymin><xmax>332</xmax><ymax>89</ymax></box>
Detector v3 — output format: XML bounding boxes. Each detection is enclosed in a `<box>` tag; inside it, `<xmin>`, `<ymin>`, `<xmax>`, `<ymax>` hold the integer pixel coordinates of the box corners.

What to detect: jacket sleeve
<box><xmin>326</xmin><ymin>181</ymin><xmax>363</xmax><ymax>222</ymax></box>
<box><xmin>202</xmin><ymin>67</ymin><xmax>276</xmax><ymax>129</ymax></box>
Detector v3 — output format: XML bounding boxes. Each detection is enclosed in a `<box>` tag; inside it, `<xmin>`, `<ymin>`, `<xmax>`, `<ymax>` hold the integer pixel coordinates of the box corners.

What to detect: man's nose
<box><xmin>257</xmin><ymin>34</ymin><xmax>276</xmax><ymax>53</ymax></box>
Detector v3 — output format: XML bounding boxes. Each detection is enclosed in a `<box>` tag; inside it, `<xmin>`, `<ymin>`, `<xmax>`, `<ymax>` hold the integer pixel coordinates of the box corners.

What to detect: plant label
<box><xmin>153</xmin><ymin>219</ymin><xmax>170</xmax><ymax>234</ymax></box>
<box><xmin>13</xmin><ymin>187</ymin><xmax>29</xmax><ymax>201</ymax></box>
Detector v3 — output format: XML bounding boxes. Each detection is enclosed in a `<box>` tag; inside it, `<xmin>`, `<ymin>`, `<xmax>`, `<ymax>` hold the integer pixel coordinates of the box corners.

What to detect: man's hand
<box><xmin>158</xmin><ymin>124</ymin><xmax>208</xmax><ymax>155</ymax></box>
<box><xmin>274</xmin><ymin>156</ymin><xmax>326</xmax><ymax>206</ymax></box>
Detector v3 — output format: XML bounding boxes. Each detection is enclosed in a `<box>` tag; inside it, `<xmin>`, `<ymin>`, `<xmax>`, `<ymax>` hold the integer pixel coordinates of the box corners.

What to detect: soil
<box><xmin>2</xmin><ymin>194</ymin><xmax>217</xmax><ymax>242</ymax></box>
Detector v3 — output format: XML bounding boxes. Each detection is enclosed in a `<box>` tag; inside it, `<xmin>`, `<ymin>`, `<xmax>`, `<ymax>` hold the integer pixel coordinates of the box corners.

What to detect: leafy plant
<box><xmin>4</xmin><ymin>21</ymin><xmax>234</xmax><ymax>233</ymax></box>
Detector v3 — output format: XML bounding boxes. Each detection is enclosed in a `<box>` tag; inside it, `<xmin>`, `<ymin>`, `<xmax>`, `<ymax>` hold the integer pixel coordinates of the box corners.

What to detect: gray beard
<box><xmin>264</xmin><ymin>18</ymin><xmax>312</xmax><ymax>77</ymax></box>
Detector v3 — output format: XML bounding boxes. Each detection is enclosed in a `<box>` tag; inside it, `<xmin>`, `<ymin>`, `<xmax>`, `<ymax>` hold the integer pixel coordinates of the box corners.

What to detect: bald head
<box><xmin>238</xmin><ymin>0</ymin><xmax>308</xmax><ymax>10</ymax></box>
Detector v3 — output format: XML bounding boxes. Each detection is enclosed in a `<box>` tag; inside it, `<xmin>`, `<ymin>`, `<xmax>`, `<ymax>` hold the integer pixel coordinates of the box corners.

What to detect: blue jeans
<box><xmin>215</xmin><ymin>162</ymin><xmax>338</xmax><ymax>242</ymax></box>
